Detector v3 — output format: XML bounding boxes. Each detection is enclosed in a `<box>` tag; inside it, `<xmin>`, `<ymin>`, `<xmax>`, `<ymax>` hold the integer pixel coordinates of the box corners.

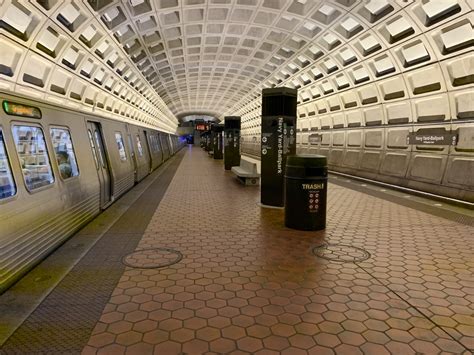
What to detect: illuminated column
<box><xmin>224</xmin><ymin>116</ymin><xmax>241</xmax><ymax>170</ymax></box>
<box><xmin>260</xmin><ymin>88</ymin><xmax>297</xmax><ymax>207</ymax></box>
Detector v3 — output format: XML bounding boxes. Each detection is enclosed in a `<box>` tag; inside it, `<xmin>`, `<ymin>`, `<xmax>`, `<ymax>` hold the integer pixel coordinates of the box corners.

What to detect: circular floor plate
<box><xmin>313</xmin><ymin>243</ymin><xmax>370</xmax><ymax>263</ymax></box>
<box><xmin>122</xmin><ymin>248</ymin><xmax>183</xmax><ymax>269</ymax></box>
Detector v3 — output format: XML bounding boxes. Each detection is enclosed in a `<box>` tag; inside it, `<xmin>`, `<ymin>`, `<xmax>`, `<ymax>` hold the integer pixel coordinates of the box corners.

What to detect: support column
<box><xmin>224</xmin><ymin>116</ymin><xmax>241</xmax><ymax>170</ymax></box>
<box><xmin>260</xmin><ymin>88</ymin><xmax>297</xmax><ymax>207</ymax></box>
<box><xmin>205</xmin><ymin>123</ymin><xmax>213</xmax><ymax>152</ymax></box>
<box><xmin>212</xmin><ymin>124</ymin><xmax>224</xmax><ymax>159</ymax></box>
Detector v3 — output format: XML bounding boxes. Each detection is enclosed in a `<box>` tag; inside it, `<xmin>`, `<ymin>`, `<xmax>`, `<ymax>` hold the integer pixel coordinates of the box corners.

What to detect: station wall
<box><xmin>237</xmin><ymin>0</ymin><xmax>473</xmax><ymax>202</ymax></box>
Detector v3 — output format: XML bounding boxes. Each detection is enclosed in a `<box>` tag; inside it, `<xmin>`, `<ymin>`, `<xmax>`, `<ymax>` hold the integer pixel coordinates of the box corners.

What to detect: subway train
<box><xmin>0</xmin><ymin>91</ymin><xmax>183</xmax><ymax>293</ymax></box>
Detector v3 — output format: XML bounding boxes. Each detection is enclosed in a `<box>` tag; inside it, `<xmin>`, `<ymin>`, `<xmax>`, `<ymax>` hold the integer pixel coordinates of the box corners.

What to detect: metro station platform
<box><xmin>0</xmin><ymin>146</ymin><xmax>472</xmax><ymax>355</ymax></box>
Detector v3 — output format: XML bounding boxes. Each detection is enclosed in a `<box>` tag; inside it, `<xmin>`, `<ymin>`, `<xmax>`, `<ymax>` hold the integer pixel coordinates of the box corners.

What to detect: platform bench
<box><xmin>231</xmin><ymin>160</ymin><xmax>260</xmax><ymax>186</ymax></box>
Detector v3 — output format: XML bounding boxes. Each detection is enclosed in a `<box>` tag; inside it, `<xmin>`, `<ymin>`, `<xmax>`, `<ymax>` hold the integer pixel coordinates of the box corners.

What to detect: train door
<box><xmin>139</xmin><ymin>131</ymin><xmax>151</xmax><ymax>168</ymax></box>
<box><xmin>126</xmin><ymin>130</ymin><xmax>138</xmax><ymax>182</ymax></box>
<box><xmin>87</xmin><ymin>121</ymin><xmax>111</xmax><ymax>208</ymax></box>
<box><xmin>160</xmin><ymin>133</ymin><xmax>170</xmax><ymax>160</ymax></box>
<box><xmin>168</xmin><ymin>135</ymin><xmax>174</xmax><ymax>155</ymax></box>
<box><xmin>143</xmin><ymin>130</ymin><xmax>153</xmax><ymax>171</ymax></box>
<box><xmin>156</xmin><ymin>133</ymin><xmax>164</xmax><ymax>163</ymax></box>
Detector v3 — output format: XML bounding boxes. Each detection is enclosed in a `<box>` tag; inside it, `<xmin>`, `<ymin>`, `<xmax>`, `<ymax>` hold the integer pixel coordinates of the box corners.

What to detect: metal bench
<box><xmin>231</xmin><ymin>159</ymin><xmax>260</xmax><ymax>185</ymax></box>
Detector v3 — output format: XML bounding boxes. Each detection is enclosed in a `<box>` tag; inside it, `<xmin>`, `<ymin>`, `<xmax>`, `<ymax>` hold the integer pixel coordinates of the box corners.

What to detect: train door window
<box><xmin>0</xmin><ymin>128</ymin><xmax>16</xmax><ymax>199</ymax></box>
<box><xmin>94</xmin><ymin>130</ymin><xmax>106</xmax><ymax>168</ymax></box>
<box><xmin>50</xmin><ymin>128</ymin><xmax>79</xmax><ymax>179</ymax></box>
<box><xmin>154</xmin><ymin>135</ymin><xmax>161</xmax><ymax>152</ymax></box>
<box><xmin>87</xmin><ymin>130</ymin><xmax>99</xmax><ymax>169</ymax></box>
<box><xmin>115</xmin><ymin>132</ymin><xmax>127</xmax><ymax>161</ymax></box>
<box><xmin>154</xmin><ymin>135</ymin><xmax>159</xmax><ymax>152</ymax></box>
<box><xmin>136</xmin><ymin>135</ymin><xmax>143</xmax><ymax>157</ymax></box>
<box><xmin>127</xmin><ymin>134</ymin><xmax>135</xmax><ymax>159</ymax></box>
<box><xmin>149</xmin><ymin>134</ymin><xmax>156</xmax><ymax>152</ymax></box>
<box><xmin>149</xmin><ymin>135</ymin><xmax>154</xmax><ymax>152</ymax></box>
<box><xmin>12</xmin><ymin>125</ymin><xmax>54</xmax><ymax>191</ymax></box>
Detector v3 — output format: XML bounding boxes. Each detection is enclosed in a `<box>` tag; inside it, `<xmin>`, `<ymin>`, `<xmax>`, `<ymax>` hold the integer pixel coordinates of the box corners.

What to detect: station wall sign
<box><xmin>308</xmin><ymin>134</ymin><xmax>322</xmax><ymax>145</ymax></box>
<box><xmin>261</xmin><ymin>116</ymin><xmax>296</xmax><ymax>206</ymax></box>
<box><xmin>407</xmin><ymin>130</ymin><xmax>458</xmax><ymax>146</ymax></box>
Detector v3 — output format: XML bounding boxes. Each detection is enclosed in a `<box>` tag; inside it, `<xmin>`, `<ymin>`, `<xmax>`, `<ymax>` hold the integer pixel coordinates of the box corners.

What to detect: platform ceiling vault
<box><xmin>0</xmin><ymin>0</ymin><xmax>472</xmax><ymax>130</ymax></box>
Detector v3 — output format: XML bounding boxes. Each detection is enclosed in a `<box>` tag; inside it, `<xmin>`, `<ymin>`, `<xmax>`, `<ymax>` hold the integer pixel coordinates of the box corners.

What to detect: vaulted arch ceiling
<box><xmin>0</xmin><ymin>0</ymin><xmax>471</xmax><ymax>130</ymax></box>
<box><xmin>87</xmin><ymin>0</ymin><xmax>349</xmax><ymax>118</ymax></box>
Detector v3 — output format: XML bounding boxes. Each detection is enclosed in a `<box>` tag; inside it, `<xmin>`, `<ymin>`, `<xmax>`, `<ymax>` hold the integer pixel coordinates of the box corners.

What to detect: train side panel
<box><xmin>0</xmin><ymin>93</ymin><xmax>180</xmax><ymax>293</ymax></box>
<box><xmin>0</xmin><ymin>104</ymin><xmax>101</xmax><ymax>292</ymax></box>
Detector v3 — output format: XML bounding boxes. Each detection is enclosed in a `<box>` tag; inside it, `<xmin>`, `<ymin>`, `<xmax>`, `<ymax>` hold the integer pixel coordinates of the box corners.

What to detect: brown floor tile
<box><xmin>100</xmin><ymin>312</ymin><xmax>123</xmax><ymax>324</ymax></box>
<box><xmin>231</xmin><ymin>314</ymin><xmax>254</xmax><ymax>327</ymax></box>
<box><xmin>262</xmin><ymin>335</ymin><xmax>290</xmax><ymax>351</ymax></box>
<box><xmin>209</xmin><ymin>338</ymin><xmax>236</xmax><ymax>353</ymax></box>
<box><xmin>334</xmin><ymin>344</ymin><xmax>364</xmax><ymax>355</ymax></box>
<box><xmin>153</xmin><ymin>340</ymin><xmax>181</xmax><ymax>354</ymax></box>
<box><xmin>124</xmin><ymin>342</ymin><xmax>153</xmax><ymax>355</ymax></box>
<box><xmin>221</xmin><ymin>325</ymin><xmax>246</xmax><ymax>340</ymax></box>
<box><xmin>181</xmin><ymin>339</ymin><xmax>209</xmax><ymax>354</ymax></box>
<box><xmin>170</xmin><ymin>328</ymin><xmax>194</xmax><ymax>343</ymax></box>
<box><xmin>142</xmin><ymin>329</ymin><xmax>168</xmax><ymax>345</ymax></box>
<box><xmin>289</xmin><ymin>333</ymin><xmax>316</xmax><ymax>349</ymax></box>
<box><xmin>81</xmin><ymin>345</ymin><xmax>98</xmax><ymax>355</ymax></box>
<box><xmin>107</xmin><ymin>321</ymin><xmax>133</xmax><ymax>335</ymax></box>
<box><xmin>281</xmin><ymin>347</ymin><xmax>307</xmax><ymax>355</ymax></box>
<box><xmin>196</xmin><ymin>327</ymin><xmax>220</xmax><ymax>342</ymax></box>
<box><xmin>338</xmin><ymin>330</ymin><xmax>366</xmax><ymax>346</ymax></box>
<box><xmin>97</xmin><ymin>344</ymin><xmax>126</xmax><ymax>354</ymax></box>
<box><xmin>115</xmin><ymin>331</ymin><xmax>142</xmax><ymax>346</ymax></box>
<box><xmin>88</xmin><ymin>333</ymin><xmax>115</xmax><ymax>348</ymax></box>
<box><xmin>314</xmin><ymin>333</ymin><xmax>341</xmax><ymax>348</ymax></box>
<box><xmin>83</xmin><ymin>147</ymin><xmax>472</xmax><ymax>354</ymax></box>
<box><xmin>237</xmin><ymin>336</ymin><xmax>264</xmax><ymax>352</ymax></box>
<box><xmin>410</xmin><ymin>339</ymin><xmax>442</xmax><ymax>353</ymax></box>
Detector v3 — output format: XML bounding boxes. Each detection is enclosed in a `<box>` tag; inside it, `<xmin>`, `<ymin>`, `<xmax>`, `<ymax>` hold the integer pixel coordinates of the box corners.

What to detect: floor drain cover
<box><xmin>122</xmin><ymin>248</ymin><xmax>183</xmax><ymax>269</ymax></box>
<box><xmin>313</xmin><ymin>243</ymin><xmax>370</xmax><ymax>263</ymax></box>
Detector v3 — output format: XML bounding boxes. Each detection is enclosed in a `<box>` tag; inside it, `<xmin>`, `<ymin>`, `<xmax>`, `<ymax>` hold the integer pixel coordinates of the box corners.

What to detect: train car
<box><xmin>0</xmin><ymin>92</ymin><xmax>182</xmax><ymax>293</ymax></box>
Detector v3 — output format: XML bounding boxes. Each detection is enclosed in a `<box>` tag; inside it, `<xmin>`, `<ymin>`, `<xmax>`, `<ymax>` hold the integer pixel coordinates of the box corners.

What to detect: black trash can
<box><xmin>284</xmin><ymin>155</ymin><xmax>328</xmax><ymax>230</ymax></box>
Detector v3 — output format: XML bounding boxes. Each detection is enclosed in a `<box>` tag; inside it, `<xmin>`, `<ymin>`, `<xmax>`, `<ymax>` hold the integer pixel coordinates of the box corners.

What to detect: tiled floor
<box><xmin>78</xmin><ymin>146</ymin><xmax>472</xmax><ymax>354</ymax></box>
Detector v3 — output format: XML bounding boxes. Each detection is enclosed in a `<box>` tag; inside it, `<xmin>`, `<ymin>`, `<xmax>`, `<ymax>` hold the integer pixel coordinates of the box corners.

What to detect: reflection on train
<box><xmin>0</xmin><ymin>92</ymin><xmax>184</xmax><ymax>293</ymax></box>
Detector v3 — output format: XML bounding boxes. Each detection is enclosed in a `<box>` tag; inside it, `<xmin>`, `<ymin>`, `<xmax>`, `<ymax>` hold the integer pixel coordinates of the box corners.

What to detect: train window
<box><xmin>50</xmin><ymin>128</ymin><xmax>79</xmax><ymax>179</ymax></box>
<box><xmin>150</xmin><ymin>134</ymin><xmax>160</xmax><ymax>153</ymax></box>
<box><xmin>94</xmin><ymin>130</ymin><xmax>106</xmax><ymax>168</ymax></box>
<box><xmin>156</xmin><ymin>136</ymin><xmax>161</xmax><ymax>151</ymax></box>
<box><xmin>12</xmin><ymin>125</ymin><xmax>54</xmax><ymax>191</ymax></box>
<box><xmin>136</xmin><ymin>135</ymin><xmax>143</xmax><ymax>157</ymax></box>
<box><xmin>115</xmin><ymin>132</ymin><xmax>127</xmax><ymax>161</ymax></box>
<box><xmin>150</xmin><ymin>135</ymin><xmax>156</xmax><ymax>153</ymax></box>
<box><xmin>148</xmin><ymin>134</ymin><xmax>155</xmax><ymax>152</ymax></box>
<box><xmin>87</xmin><ymin>130</ymin><xmax>99</xmax><ymax>169</ymax></box>
<box><xmin>0</xmin><ymin>129</ymin><xmax>16</xmax><ymax>199</ymax></box>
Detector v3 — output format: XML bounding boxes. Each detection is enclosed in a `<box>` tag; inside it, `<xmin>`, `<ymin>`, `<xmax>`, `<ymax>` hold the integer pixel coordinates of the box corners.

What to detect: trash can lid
<box><xmin>286</xmin><ymin>154</ymin><xmax>327</xmax><ymax>168</ymax></box>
